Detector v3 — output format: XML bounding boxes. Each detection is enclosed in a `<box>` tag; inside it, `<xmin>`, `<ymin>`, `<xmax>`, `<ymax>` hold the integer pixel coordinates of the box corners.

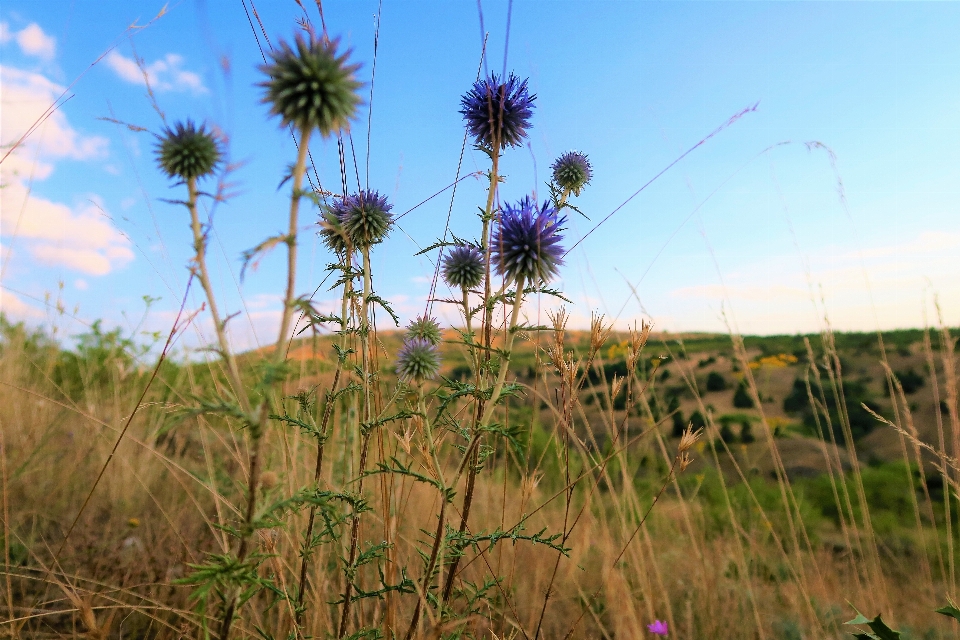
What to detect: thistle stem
<box><xmin>219</xmin><ymin>127</ymin><xmax>312</xmax><ymax>640</ymax></box>
<box><xmin>186</xmin><ymin>177</ymin><xmax>250</xmax><ymax>414</ymax></box>
<box><xmin>337</xmin><ymin>246</ymin><xmax>374</xmax><ymax>639</ymax></box>
<box><xmin>294</xmin><ymin>252</ymin><xmax>352</xmax><ymax>634</ymax></box>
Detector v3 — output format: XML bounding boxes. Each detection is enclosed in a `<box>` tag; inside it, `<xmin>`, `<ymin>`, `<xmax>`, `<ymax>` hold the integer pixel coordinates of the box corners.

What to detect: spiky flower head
<box><xmin>396</xmin><ymin>337</ymin><xmax>441</xmax><ymax>383</ymax></box>
<box><xmin>337</xmin><ymin>190</ymin><xmax>393</xmax><ymax>249</ymax></box>
<box><xmin>492</xmin><ymin>197</ymin><xmax>566</xmax><ymax>283</ymax></box>
<box><xmin>460</xmin><ymin>72</ymin><xmax>535</xmax><ymax>150</ymax></box>
<box><xmin>406</xmin><ymin>315</ymin><xmax>442</xmax><ymax>346</ymax></box>
<box><xmin>551</xmin><ymin>151</ymin><xmax>593</xmax><ymax>197</ymax></box>
<box><xmin>442</xmin><ymin>245</ymin><xmax>485</xmax><ymax>290</ymax></box>
<box><xmin>260</xmin><ymin>33</ymin><xmax>362</xmax><ymax>136</ymax></box>
<box><xmin>646</xmin><ymin>620</ymin><xmax>669</xmax><ymax>637</ymax></box>
<box><xmin>155</xmin><ymin>120</ymin><xmax>222</xmax><ymax>181</ymax></box>
<box><xmin>318</xmin><ymin>199</ymin><xmax>351</xmax><ymax>254</ymax></box>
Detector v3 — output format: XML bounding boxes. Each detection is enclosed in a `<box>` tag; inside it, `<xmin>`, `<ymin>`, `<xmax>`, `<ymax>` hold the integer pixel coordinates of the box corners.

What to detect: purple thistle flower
<box><xmin>460</xmin><ymin>73</ymin><xmax>535</xmax><ymax>150</ymax></box>
<box><xmin>442</xmin><ymin>245</ymin><xmax>485</xmax><ymax>290</ymax></box>
<box><xmin>396</xmin><ymin>337</ymin><xmax>441</xmax><ymax>383</ymax></box>
<box><xmin>647</xmin><ymin>620</ymin><xmax>669</xmax><ymax>637</ymax></box>
<box><xmin>551</xmin><ymin>151</ymin><xmax>593</xmax><ymax>197</ymax></box>
<box><xmin>337</xmin><ymin>189</ymin><xmax>393</xmax><ymax>249</ymax></box>
<box><xmin>492</xmin><ymin>197</ymin><xmax>565</xmax><ymax>283</ymax></box>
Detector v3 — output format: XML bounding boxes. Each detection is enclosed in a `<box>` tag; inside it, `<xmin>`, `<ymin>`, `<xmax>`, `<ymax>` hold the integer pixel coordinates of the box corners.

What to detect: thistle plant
<box><xmin>154</xmin><ymin>121</ymin><xmax>247</xmax><ymax>412</ymax></box>
<box><xmin>151</xmin><ymin>20</ymin><xmax>690</xmax><ymax>640</ymax></box>
<box><xmin>158</xmin><ymin>31</ymin><xmax>364</xmax><ymax>640</ymax></box>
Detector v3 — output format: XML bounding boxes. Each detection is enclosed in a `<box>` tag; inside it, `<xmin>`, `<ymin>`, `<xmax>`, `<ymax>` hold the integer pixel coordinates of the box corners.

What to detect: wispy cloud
<box><xmin>105</xmin><ymin>50</ymin><xmax>206</xmax><ymax>94</ymax></box>
<box><xmin>1</xmin><ymin>64</ymin><xmax>132</xmax><ymax>276</ymax></box>
<box><xmin>0</xmin><ymin>289</ymin><xmax>44</xmax><ymax>320</ymax></box>
<box><xmin>0</xmin><ymin>22</ymin><xmax>56</xmax><ymax>60</ymax></box>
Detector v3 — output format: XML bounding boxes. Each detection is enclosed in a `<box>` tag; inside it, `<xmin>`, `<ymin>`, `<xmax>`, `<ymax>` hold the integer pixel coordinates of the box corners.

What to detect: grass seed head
<box><xmin>589</xmin><ymin>312</ymin><xmax>613</xmax><ymax>359</ymax></box>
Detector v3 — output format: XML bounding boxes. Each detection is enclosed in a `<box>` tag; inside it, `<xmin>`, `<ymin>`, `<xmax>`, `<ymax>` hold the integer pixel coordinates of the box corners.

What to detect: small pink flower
<box><xmin>647</xmin><ymin>619</ymin><xmax>669</xmax><ymax>636</ymax></box>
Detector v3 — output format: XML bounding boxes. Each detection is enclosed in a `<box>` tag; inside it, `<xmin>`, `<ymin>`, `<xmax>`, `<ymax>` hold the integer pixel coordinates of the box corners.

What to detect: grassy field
<box><xmin>2</xmin><ymin>315</ymin><xmax>958</xmax><ymax>639</ymax></box>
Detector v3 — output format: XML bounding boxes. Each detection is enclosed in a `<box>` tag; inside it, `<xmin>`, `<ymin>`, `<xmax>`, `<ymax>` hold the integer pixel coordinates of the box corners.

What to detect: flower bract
<box><xmin>442</xmin><ymin>245</ymin><xmax>485</xmax><ymax>290</ymax></box>
<box><xmin>551</xmin><ymin>151</ymin><xmax>593</xmax><ymax>197</ymax></box>
<box><xmin>460</xmin><ymin>73</ymin><xmax>535</xmax><ymax>150</ymax></box>
<box><xmin>406</xmin><ymin>315</ymin><xmax>442</xmax><ymax>346</ymax></box>
<box><xmin>396</xmin><ymin>337</ymin><xmax>441</xmax><ymax>383</ymax></box>
<box><xmin>337</xmin><ymin>190</ymin><xmax>393</xmax><ymax>249</ymax></box>
<box><xmin>260</xmin><ymin>33</ymin><xmax>362</xmax><ymax>136</ymax></box>
<box><xmin>156</xmin><ymin>120</ymin><xmax>222</xmax><ymax>181</ymax></box>
<box><xmin>492</xmin><ymin>197</ymin><xmax>565</xmax><ymax>283</ymax></box>
<box><xmin>318</xmin><ymin>200</ymin><xmax>351</xmax><ymax>254</ymax></box>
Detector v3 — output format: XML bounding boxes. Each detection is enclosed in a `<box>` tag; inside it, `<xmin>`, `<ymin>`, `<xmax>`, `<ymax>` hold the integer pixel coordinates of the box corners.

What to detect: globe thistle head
<box><xmin>492</xmin><ymin>197</ymin><xmax>566</xmax><ymax>284</ymax></box>
<box><xmin>442</xmin><ymin>245</ymin><xmax>485</xmax><ymax>290</ymax></box>
<box><xmin>396</xmin><ymin>337</ymin><xmax>441</xmax><ymax>383</ymax></box>
<box><xmin>337</xmin><ymin>190</ymin><xmax>393</xmax><ymax>249</ymax></box>
<box><xmin>406</xmin><ymin>315</ymin><xmax>442</xmax><ymax>346</ymax></box>
<box><xmin>155</xmin><ymin>120</ymin><xmax>222</xmax><ymax>181</ymax></box>
<box><xmin>551</xmin><ymin>151</ymin><xmax>593</xmax><ymax>197</ymax></box>
<box><xmin>459</xmin><ymin>72</ymin><xmax>535</xmax><ymax>150</ymax></box>
<box><xmin>318</xmin><ymin>199</ymin><xmax>351</xmax><ymax>254</ymax></box>
<box><xmin>260</xmin><ymin>33</ymin><xmax>362</xmax><ymax>136</ymax></box>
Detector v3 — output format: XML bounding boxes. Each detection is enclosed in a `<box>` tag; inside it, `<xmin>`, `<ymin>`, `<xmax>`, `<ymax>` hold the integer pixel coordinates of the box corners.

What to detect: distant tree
<box><xmin>893</xmin><ymin>368</ymin><xmax>924</xmax><ymax>395</ymax></box>
<box><xmin>733</xmin><ymin>379</ymin><xmax>754</xmax><ymax>408</ymax></box>
<box><xmin>740</xmin><ymin>420</ymin><xmax>756</xmax><ymax>443</ymax></box>
<box><xmin>719</xmin><ymin>421</ymin><xmax>735</xmax><ymax>444</ymax></box>
<box><xmin>671</xmin><ymin>410</ymin><xmax>686</xmax><ymax>438</ymax></box>
<box><xmin>706</xmin><ymin>371</ymin><xmax>728</xmax><ymax>392</ymax></box>
<box><xmin>689</xmin><ymin>410</ymin><xmax>707</xmax><ymax>430</ymax></box>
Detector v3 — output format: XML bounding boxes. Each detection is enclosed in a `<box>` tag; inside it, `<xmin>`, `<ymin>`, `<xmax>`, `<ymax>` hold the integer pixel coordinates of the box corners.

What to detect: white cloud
<box><xmin>105</xmin><ymin>50</ymin><xmax>206</xmax><ymax>94</ymax></box>
<box><xmin>0</xmin><ymin>289</ymin><xmax>44</xmax><ymax>320</ymax></box>
<box><xmin>1</xmin><ymin>66</ymin><xmax>108</xmax><ymax>161</ymax></box>
<box><xmin>661</xmin><ymin>232</ymin><xmax>960</xmax><ymax>334</ymax></box>
<box><xmin>1</xmin><ymin>64</ymin><xmax>131</xmax><ymax>276</ymax></box>
<box><xmin>15</xmin><ymin>23</ymin><xmax>56</xmax><ymax>60</ymax></box>
<box><xmin>0</xmin><ymin>22</ymin><xmax>10</xmax><ymax>44</ymax></box>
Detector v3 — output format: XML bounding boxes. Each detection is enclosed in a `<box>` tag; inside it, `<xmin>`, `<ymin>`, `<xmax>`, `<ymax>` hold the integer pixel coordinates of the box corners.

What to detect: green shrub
<box><xmin>706</xmin><ymin>371</ymin><xmax>728</xmax><ymax>392</ymax></box>
<box><xmin>733</xmin><ymin>379</ymin><xmax>754</xmax><ymax>408</ymax></box>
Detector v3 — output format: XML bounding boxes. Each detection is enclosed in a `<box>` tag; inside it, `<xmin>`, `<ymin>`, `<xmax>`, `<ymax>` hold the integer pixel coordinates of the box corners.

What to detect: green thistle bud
<box><xmin>155</xmin><ymin>120</ymin><xmax>222</xmax><ymax>181</ymax></box>
<box><xmin>406</xmin><ymin>315</ymin><xmax>442</xmax><ymax>346</ymax></box>
<box><xmin>260</xmin><ymin>33</ymin><xmax>362</xmax><ymax>136</ymax></box>
<box><xmin>396</xmin><ymin>337</ymin><xmax>441</xmax><ymax>383</ymax></box>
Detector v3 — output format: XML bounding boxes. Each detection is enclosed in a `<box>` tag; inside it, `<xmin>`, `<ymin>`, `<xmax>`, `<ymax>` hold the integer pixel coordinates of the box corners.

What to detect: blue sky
<box><xmin>2</xmin><ymin>1</ymin><xmax>959</xmax><ymax>352</ymax></box>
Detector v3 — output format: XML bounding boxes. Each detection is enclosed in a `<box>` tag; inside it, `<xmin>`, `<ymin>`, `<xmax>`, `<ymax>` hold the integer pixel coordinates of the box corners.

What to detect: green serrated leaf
<box><xmin>936</xmin><ymin>604</ymin><xmax>960</xmax><ymax>622</ymax></box>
